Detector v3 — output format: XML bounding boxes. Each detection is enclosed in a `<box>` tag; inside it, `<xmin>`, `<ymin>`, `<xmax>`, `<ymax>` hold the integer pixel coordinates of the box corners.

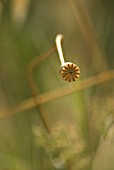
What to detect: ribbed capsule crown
<box><xmin>60</xmin><ymin>62</ymin><xmax>80</xmax><ymax>82</ymax></box>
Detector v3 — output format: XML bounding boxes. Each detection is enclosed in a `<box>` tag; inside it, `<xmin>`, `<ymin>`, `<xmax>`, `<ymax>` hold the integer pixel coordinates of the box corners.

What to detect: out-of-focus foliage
<box><xmin>0</xmin><ymin>0</ymin><xmax>114</xmax><ymax>170</ymax></box>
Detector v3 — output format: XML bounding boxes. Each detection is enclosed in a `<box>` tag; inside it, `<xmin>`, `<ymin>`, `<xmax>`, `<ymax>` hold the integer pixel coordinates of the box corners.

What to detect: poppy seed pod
<box><xmin>60</xmin><ymin>62</ymin><xmax>80</xmax><ymax>82</ymax></box>
<box><xmin>55</xmin><ymin>34</ymin><xmax>80</xmax><ymax>82</ymax></box>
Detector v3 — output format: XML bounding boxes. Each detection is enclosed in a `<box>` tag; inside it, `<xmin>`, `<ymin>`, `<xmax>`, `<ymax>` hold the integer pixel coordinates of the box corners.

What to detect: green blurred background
<box><xmin>0</xmin><ymin>0</ymin><xmax>114</xmax><ymax>170</ymax></box>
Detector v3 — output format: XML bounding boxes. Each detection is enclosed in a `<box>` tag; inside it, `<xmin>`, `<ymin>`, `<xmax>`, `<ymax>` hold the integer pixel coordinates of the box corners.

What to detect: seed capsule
<box><xmin>55</xmin><ymin>34</ymin><xmax>80</xmax><ymax>82</ymax></box>
<box><xmin>60</xmin><ymin>62</ymin><xmax>80</xmax><ymax>82</ymax></box>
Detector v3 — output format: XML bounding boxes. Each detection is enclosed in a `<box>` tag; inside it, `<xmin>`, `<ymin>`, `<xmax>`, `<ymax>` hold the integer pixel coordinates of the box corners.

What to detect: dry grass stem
<box><xmin>69</xmin><ymin>0</ymin><xmax>108</xmax><ymax>71</ymax></box>
<box><xmin>27</xmin><ymin>45</ymin><xmax>56</xmax><ymax>133</ymax></box>
<box><xmin>0</xmin><ymin>69</ymin><xmax>114</xmax><ymax>118</ymax></box>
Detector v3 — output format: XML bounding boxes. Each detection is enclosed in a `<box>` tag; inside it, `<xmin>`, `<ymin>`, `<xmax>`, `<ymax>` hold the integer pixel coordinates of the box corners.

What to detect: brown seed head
<box><xmin>60</xmin><ymin>62</ymin><xmax>80</xmax><ymax>82</ymax></box>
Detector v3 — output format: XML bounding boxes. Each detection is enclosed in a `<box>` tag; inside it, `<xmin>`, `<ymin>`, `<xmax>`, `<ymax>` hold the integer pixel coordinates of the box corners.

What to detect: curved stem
<box><xmin>55</xmin><ymin>34</ymin><xmax>65</xmax><ymax>65</ymax></box>
<box><xmin>27</xmin><ymin>45</ymin><xmax>56</xmax><ymax>133</ymax></box>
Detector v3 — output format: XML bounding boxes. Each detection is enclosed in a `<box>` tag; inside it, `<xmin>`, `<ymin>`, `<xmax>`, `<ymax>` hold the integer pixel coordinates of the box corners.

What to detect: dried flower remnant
<box><xmin>33</xmin><ymin>126</ymin><xmax>47</xmax><ymax>148</ymax></box>
<box><xmin>33</xmin><ymin>122</ymin><xmax>85</xmax><ymax>162</ymax></box>
<box><xmin>55</xmin><ymin>34</ymin><xmax>80</xmax><ymax>82</ymax></box>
